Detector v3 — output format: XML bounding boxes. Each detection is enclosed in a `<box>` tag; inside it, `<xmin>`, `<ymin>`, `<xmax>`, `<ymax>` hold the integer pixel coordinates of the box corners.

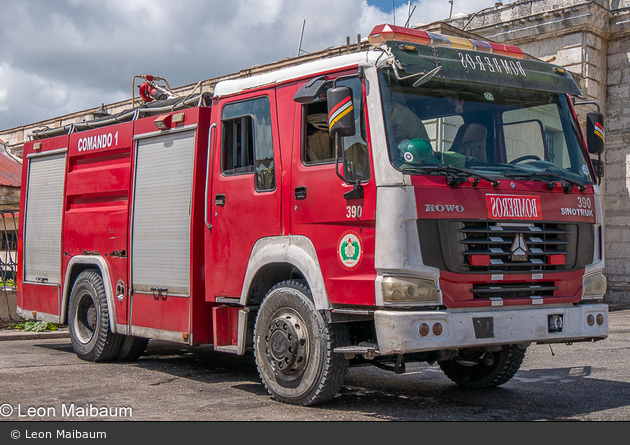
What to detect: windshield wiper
<box><xmin>403</xmin><ymin>164</ymin><xmax>501</xmax><ymax>188</ymax></box>
<box><xmin>503</xmin><ymin>170</ymin><xmax>586</xmax><ymax>193</ymax></box>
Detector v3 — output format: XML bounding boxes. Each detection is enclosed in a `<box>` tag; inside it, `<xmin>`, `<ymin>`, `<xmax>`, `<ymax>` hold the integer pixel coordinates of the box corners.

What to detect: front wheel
<box><xmin>253</xmin><ymin>281</ymin><xmax>348</xmax><ymax>406</ymax></box>
<box><xmin>115</xmin><ymin>335</ymin><xmax>149</xmax><ymax>361</ymax></box>
<box><xmin>439</xmin><ymin>346</ymin><xmax>526</xmax><ymax>388</ymax></box>
<box><xmin>68</xmin><ymin>269</ymin><xmax>122</xmax><ymax>362</ymax></box>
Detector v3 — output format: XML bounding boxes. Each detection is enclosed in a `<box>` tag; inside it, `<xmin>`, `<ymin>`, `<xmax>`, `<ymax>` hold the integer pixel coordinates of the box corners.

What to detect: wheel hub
<box><xmin>75</xmin><ymin>291</ymin><xmax>97</xmax><ymax>344</ymax></box>
<box><xmin>264</xmin><ymin>313</ymin><xmax>308</xmax><ymax>377</ymax></box>
<box><xmin>86</xmin><ymin>306</ymin><xmax>96</xmax><ymax>331</ymax></box>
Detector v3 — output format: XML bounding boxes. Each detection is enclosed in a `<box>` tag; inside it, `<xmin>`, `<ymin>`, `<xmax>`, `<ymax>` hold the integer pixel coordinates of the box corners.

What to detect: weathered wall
<box><xmin>603</xmin><ymin>14</ymin><xmax>630</xmax><ymax>303</ymax></box>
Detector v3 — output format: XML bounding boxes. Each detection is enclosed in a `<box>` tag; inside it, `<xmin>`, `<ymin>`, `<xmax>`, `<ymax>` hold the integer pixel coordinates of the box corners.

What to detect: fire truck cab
<box><xmin>17</xmin><ymin>24</ymin><xmax>608</xmax><ymax>406</ymax></box>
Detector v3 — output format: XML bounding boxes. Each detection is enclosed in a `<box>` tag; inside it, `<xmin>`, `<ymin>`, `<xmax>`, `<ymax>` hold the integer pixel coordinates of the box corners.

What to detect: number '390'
<box><xmin>346</xmin><ymin>205</ymin><xmax>362</xmax><ymax>219</ymax></box>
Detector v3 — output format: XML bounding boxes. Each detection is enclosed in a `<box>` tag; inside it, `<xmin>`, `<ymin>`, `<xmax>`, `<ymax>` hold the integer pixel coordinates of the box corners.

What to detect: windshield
<box><xmin>378</xmin><ymin>67</ymin><xmax>594</xmax><ymax>184</ymax></box>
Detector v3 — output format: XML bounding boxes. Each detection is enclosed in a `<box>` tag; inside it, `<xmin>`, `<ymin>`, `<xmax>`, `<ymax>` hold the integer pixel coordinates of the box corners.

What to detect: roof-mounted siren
<box><xmin>132</xmin><ymin>74</ymin><xmax>178</xmax><ymax>106</ymax></box>
<box><xmin>368</xmin><ymin>24</ymin><xmax>524</xmax><ymax>59</ymax></box>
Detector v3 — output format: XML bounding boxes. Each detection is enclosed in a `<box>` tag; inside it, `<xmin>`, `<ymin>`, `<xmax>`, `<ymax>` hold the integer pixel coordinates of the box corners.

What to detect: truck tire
<box><xmin>68</xmin><ymin>269</ymin><xmax>122</xmax><ymax>362</ymax></box>
<box><xmin>253</xmin><ymin>280</ymin><xmax>348</xmax><ymax>406</ymax></box>
<box><xmin>439</xmin><ymin>347</ymin><xmax>526</xmax><ymax>388</ymax></box>
<box><xmin>115</xmin><ymin>335</ymin><xmax>149</xmax><ymax>362</ymax></box>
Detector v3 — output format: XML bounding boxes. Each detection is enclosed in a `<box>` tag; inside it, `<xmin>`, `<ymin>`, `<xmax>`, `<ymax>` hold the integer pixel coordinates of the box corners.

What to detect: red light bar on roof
<box><xmin>368</xmin><ymin>24</ymin><xmax>524</xmax><ymax>59</ymax></box>
<box><xmin>369</xmin><ymin>24</ymin><xmax>430</xmax><ymax>46</ymax></box>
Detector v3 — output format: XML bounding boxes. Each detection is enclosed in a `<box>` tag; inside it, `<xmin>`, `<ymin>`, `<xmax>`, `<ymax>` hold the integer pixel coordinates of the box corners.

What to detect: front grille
<box><xmin>470</xmin><ymin>282</ymin><xmax>558</xmax><ymax>299</ymax></box>
<box><xmin>458</xmin><ymin>221</ymin><xmax>575</xmax><ymax>273</ymax></box>
<box><xmin>417</xmin><ymin>219</ymin><xmax>594</xmax><ymax>274</ymax></box>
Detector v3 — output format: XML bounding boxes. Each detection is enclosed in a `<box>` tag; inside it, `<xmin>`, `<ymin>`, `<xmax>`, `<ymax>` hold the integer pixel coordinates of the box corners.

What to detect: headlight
<box><xmin>583</xmin><ymin>273</ymin><xmax>607</xmax><ymax>299</ymax></box>
<box><xmin>382</xmin><ymin>276</ymin><xmax>440</xmax><ymax>304</ymax></box>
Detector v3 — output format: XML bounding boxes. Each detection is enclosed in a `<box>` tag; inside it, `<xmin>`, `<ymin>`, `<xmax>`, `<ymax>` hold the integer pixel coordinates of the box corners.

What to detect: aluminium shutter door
<box><xmin>23</xmin><ymin>152</ymin><xmax>66</xmax><ymax>284</ymax></box>
<box><xmin>131</xmin><ymin>130</ymin><xmax>196</xmax><ymax>296</ymax></box>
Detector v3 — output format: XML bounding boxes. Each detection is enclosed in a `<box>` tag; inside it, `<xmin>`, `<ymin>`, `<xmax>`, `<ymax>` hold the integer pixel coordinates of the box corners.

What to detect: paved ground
<box><xmin>0</xmin><ymin>307</ymin><xmax>629</xmax><ymax>422</ymax></box>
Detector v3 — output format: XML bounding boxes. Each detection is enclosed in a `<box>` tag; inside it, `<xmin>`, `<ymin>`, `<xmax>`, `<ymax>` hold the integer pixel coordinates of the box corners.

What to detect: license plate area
<box><xmin>548</xmin><ymin>314</ymin><xmax>564</xmax><ymax>333</ymax></box>
<box><xmin>472</xmin><ymin>317</ymin><xmax>494</xmax><ymax>339</ymax></box>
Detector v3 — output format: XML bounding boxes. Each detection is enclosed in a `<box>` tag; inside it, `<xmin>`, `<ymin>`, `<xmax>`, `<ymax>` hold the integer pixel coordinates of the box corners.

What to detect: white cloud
<box><xmin>0</xmin><ymin>0</ymin><xmax>510</xmax><ymax>130</ymax></box>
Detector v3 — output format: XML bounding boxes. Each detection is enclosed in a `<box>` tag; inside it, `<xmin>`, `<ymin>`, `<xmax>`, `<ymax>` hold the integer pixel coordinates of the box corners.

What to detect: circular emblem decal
<box><xmin>403</xmin><ymin>152</ymin><xmax>414</xmax><ymax>162</ymax></box>
<box><xmin>337</xmin><ymin>230</ymin><xmax>363</xmax><ymax>271</ymax></box>
<box><xmin>582</xmin><ymin>164</ymin><xmax>589</xmax><ymax>176</ymax></box>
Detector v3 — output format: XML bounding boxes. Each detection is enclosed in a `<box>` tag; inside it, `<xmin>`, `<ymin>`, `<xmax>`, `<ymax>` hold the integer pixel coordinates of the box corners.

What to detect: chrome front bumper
<box><xmin>374</xmin><ymin>304</ymin><xmax>608</xmax><ymax>355</ymax></box>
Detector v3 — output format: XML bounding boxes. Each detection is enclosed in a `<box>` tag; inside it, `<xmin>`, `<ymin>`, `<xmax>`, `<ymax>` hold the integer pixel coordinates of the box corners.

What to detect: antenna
<box><xmin>392</xmin><ymin>0</ymin><xmax>395</xmax><ymax>27</ymax></box>
<box><xmin>404</xmin><ymin>2</ymin><xmax>416</xmax><ymax>27</ymax></box>
<box><xmin>297</xmin><ymin>19</ymin><xmax>306</xmax><ymax>57</ymax></box>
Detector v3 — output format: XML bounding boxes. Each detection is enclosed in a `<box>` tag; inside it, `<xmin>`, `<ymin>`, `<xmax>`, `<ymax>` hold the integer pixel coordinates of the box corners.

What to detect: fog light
<box><xmin>587</xmin><ymin>314</ymin><xmax>594</xmax><ymax>326</ymax></box>
<box><xmin>383</xmin><ymin>276</ymin><xmax>439</xmax><ymax>304</ymax></box>
<box><xmin>432</xmin><ymin>323</ymin><xmax>443</xmax><ymax>336</ymax></box>
<box><xmin>419</xmin><ymin>323</ymin><xmax>430</xmax><ymax>336</ymax></box>
<box><xmin>596</xmin><ymin>314</ymin><xmax>604</xmax><ymax>326</ymax></box>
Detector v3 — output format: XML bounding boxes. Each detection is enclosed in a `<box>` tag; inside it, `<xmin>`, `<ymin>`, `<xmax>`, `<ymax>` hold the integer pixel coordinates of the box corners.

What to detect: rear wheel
<box><xmin>68</xmin><ymin>269</ymin><xmax>121</xmax><ymax>362</ymax></box>
<box><xmin>439</xmin><ymin>347</ymin><xmax>526</xmax><ymax>388</ymax></box>
<box><xmin>253</xmin><ymin>280</ymin><xmax>348</xmax><ymax>406</ymax></box>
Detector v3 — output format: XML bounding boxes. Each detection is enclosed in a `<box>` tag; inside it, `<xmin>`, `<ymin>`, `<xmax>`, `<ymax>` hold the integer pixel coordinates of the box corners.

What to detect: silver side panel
<box><xmin>23</xmin><ymin>152</ymin><xmax>67</xmax><ymax>284</ymax></box>
<box><xmin>131</xmin><ymin>130</ymin><xmax>196</xmax><ymax>296</ymax></box>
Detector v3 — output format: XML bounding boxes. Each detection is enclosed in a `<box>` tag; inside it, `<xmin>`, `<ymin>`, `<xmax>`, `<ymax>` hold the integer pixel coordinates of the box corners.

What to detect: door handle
<box><xmin>215</xmin><ymin>194</ymin><xmax>226</xmax><ymax>206</ymax></box>
<box><xmin>294</xmin><ymin>186</ymin><xmax>307</xmax><ymax>200</ymax></box>
<box><xmin>204</xmin><ymin>123</ymin><xmax>216</xmax><ymax>229</ymax></box>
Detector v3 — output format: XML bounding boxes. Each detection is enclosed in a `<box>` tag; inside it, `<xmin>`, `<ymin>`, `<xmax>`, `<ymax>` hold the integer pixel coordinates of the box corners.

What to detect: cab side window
<box><xmin>302</xmin><ymin>77</ymin><xmax>369</xmax><ymax>182</ymax></box>
<box><xmin>222</xmin><ymin>97</ymin><xmax>275</xmax><ymax>191</ymax></box>
<box><xmin>303</xmin><ymin>101</ymin><xmax>334</xmax><ymax>165</ymax></box>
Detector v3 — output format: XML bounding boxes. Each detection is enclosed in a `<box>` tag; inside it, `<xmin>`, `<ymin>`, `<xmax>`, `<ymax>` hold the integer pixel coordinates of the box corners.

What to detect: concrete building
<box><xmin>0</xmin><ymin>0</ymin><xmax>628</xmax><ymax>303</ymax></box>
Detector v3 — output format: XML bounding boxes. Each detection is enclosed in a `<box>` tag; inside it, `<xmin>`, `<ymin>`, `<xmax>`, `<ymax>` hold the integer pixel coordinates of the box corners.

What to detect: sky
<box><xmin>0</xmin><ymin>0</ymin><xmax>515</xmax><ymax>132</ymax></box>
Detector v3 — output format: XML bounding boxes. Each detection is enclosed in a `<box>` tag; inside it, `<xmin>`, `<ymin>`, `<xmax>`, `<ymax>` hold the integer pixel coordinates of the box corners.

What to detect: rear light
<box><xmin>154</xmin><ymin>114</ymin><xmax>172</xmax><ymax>130</ymax></box>
<box><xmin>548</xmin><ymin>255</ymin><xmax>565</xmax><ymax>265</ymax></box>
<box><xmin>419</xmin><ymin>323</ymin><xmax>430</xmax><ymax>336</ymax></box>
<box><xmin>368</xmin><ymin>24</ymin><xmax>524</xmax><ymax>59</ymax></box>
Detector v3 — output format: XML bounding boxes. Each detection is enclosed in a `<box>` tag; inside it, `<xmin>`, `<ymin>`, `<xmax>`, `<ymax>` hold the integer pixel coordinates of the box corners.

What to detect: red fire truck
<box><xmin>17</xmin><ymin>24</ymin><xmax>608</xmax><ymax>405</ymax></box>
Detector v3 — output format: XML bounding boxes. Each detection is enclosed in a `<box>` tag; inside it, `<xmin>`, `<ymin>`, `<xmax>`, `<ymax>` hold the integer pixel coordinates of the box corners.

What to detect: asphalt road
<box><xmin>0</xmin><ymin>309</ymin><xmax>629</xmax><ymax>422</ymax></box>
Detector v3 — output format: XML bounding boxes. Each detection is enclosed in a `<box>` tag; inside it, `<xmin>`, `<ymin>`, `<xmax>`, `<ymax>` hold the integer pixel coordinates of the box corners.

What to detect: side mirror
<box><xmin>293</xmin><ymin>76</ymin><xmax>327</xmax><ymax>104</ymax></box>
<box><xmin>327</xmin><ymin>86</ymin><xmax>356</xmax><ymax>137</ymax></box>
<box><xmin>586</xmin><ymin>111</ymin><xmax>605</xmax><ymax>154</ymax></box>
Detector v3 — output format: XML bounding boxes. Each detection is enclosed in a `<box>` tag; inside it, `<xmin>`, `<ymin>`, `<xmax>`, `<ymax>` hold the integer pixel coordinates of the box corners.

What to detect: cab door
<box><xmin>289</xmin><ymin>75</ymin><xmax>376</xmax><ymax>306</ymax></box>
<box><xmin>207</xmin><ymin>91</ymin><xmax>282</xmax><ymax>300</ymax></box>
